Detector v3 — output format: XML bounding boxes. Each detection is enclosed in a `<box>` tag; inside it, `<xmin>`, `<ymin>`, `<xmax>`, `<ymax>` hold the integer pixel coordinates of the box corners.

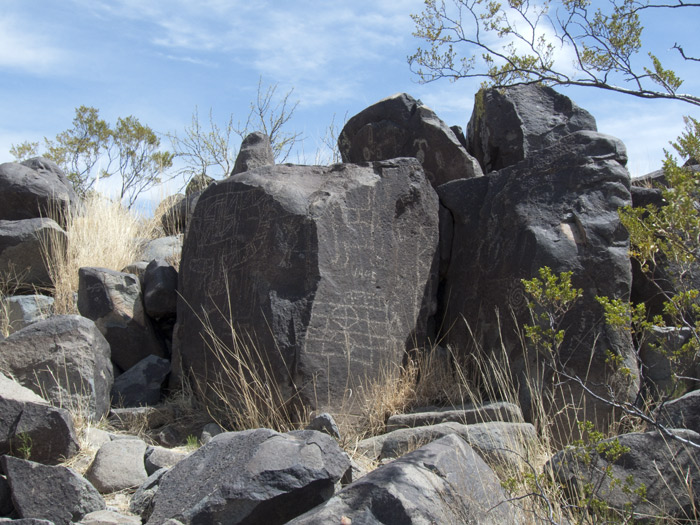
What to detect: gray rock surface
<box><xmin>144</xmin><ymin>446</ymin><xmax>187</xmax><ymax>476</ymax></box>
<box><xmin>20</xmin><ymin>157</ymin><xmax>81</xmax><ymax>218</ymax></box>
<box><xmin>129</xmin><ymin>468</ymin><xmax>167</xmax><ymax>522</ymax></box>
<box><xmin>549</xmin><ymin>429</ymin><xmax>700</xmax><ymax>522</ymax></box>
<box><xmin>339</xmin><ymin>93</ymin><xmax>482</xmax><ymax>187</ymax></box>
<box><xmin>356</xmin><ymin>421</ymin><xmax>536</xmax><ymax>469</ymax></box>
<box><xmin>438</xmin><ymin>130</ymin><xmax>637</xmax><ymax>437</ymax></box>
<box><xmin>1</xmin><ymin>455</ymin><xmax>105</xmax><ymax>525</ymax></box>
<box><xmin>0</xmin><ymin>372</ymin><xmax>78</xmax><ymax>465</ymax></box>
<box><xmin>467</xmin><ymin>84</ymin><xmax>597</xmax><ymax>172</ymax></box>
<box><xmin>174</xmin><ymin>159</ymin><xmax>439</xmax><ymax>413</ymax></box>
<box><xmin>111</xmin><ymin>355</ymin><xmax>170</xmax><ymax>408</ymax></box>
<box><xmin>231</xmin><ymin>132</ymin><xmax>274</xmax><ymax>176</ymax></box>
<box><xmin>0</xmin><ymin>161</ymin><xmax>76</xmax><ymax>226</ymax></box>
<box><xmin>139</xmin><ymin>237</ymin><xmax>182</xmax><ymax>264</ymax></box>
<box><xmin>655</xmin><ymin>389</ymin><xmax>700</xmax><ymax>434</ymax></box>
<box><xmin>305</xmin><ymin>412</ymin><xmax>341</xmax><ymax>440</ymax></box>
<box><xmin>85</xmin><ymin>439</ymin><xmax>149</xmax><ymax>493</ymax></box>
<box><xmin>78</xmin><ymin>267</ymin><xmax>166</xmax><ymax>373</ymax></box>
<box><xmin>142</xmin><ymin>259</ymin><xmax>177</xmax><ymax>322</ymax></box>
<box><xmin>640</xmin><ymin>327</ymin><xmax>695</xmax><ymax>398</ymax></box>
<box><xmin>289</xmin><ymin>434</ymin><xmax>522</xmax><ymax>524</ymax></box>
<box><xmin>2</xmin><ymin>295</ymin><xmax>54</xmax><ymax>335</ymax></box>
<box><xmin>0</xmin><ymin>218</ymin><xmax>66</xmax><ymax>290</ymax></box>
<box><xmin>386</xmin><ymin>401</ymin><xmax>523</xmax><ymax>431</ymax></box>
<box><xmin>0</xmin><ymin>315</ymin><xmax>113</xmax><ymax>420</ymax></box>
<box><xmin>146</xmin><ymin>428</ymin><xmax>351</xmax><ymax>525</ymax></box>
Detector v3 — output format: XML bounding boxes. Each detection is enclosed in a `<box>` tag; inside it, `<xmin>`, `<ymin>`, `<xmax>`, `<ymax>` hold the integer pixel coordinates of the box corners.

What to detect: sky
<box><xmin>1</xmin><ymin>0</ymin><xmax>698</xmax><ymax>213</ymax></box>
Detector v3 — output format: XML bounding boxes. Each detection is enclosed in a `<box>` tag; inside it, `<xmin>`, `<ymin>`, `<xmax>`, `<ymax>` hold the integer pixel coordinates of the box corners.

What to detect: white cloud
<box><xmin>0</xmin><ymin>16</ymin><xmax>66</xmax><ymax>73</ymax></box>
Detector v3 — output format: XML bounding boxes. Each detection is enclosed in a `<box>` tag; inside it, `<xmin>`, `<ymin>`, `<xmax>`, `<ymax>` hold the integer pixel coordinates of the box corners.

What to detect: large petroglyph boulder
<box><xmin>438</xmin><ymin>131</ymin><xmax>637</xmax><ymax>437</ymax></box>
<box><xmin>467</xmin><ymin>85</ymin><xmax>597</xmax><ymax>173</ymax></box>
<box><xmin>339</xmin><ymin>93</ymin><xmax>482</xmax><ymax>188</ymax></box>
<box><xmin>174</xmin><ymin>158</ymin><xmax>439</xmax><ymax>413</ymax></box>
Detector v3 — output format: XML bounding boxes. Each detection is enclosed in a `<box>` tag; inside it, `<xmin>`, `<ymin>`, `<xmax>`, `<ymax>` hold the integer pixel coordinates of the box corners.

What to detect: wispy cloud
<box><xmin>0</xmin><ymin>16</ymin><xmax>66</xmax><ymax>73</ymax></box>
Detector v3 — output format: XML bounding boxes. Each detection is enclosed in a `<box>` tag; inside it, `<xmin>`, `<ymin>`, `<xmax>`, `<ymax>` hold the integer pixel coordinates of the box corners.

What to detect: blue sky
<box><xmin>1</xmin><ymin>1</ymin><xmax>698</xmax><ymax>211</ymax></box>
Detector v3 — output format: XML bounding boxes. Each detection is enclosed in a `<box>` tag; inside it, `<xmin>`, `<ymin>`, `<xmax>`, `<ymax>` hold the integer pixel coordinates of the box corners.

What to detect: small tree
<box><xmin>11</xmin><ymin>106</ymin><xmax>173</xmax><ymax>208</ymax></box>
<box><xmin>409</xmin><ymin>0</ymin><xmax>700</xmax><ymax>106</ymax></box>
<box><xmin>168</xmin><ymin>78</ymin><xmax>301</xmax><ymax>186</ymax></box>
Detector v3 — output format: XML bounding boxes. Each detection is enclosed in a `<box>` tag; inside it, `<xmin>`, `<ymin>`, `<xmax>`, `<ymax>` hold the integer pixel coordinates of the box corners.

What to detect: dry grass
<box><xmin>42</xmin><ymin>195</ymin><xmax>157</xmax><ymax>314</ymax></box>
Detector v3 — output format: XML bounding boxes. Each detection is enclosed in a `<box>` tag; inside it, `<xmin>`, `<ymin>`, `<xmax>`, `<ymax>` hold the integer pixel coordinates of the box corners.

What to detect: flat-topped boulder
<box><xmin>174</xmin><ymin>159</ymin><xmax>439</xmax><ymax>413</ymax></box>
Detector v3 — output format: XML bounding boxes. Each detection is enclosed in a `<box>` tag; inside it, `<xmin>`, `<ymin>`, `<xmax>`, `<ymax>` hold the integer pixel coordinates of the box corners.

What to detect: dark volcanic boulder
<box><xmin>231</xmin><ymin>131</ymin><xmax>275</xmax><ymax>176</ymax></box>
<box><xmin>438</xmin><ymin>131</ymin><xmax>637</xmax><ymax>436</ymax></box>
<box><xmin>0</xmin><ymin>218</ymin><xmax>66</xmax><ymax>290</ymax></box>
<box><xmin>20</xmin><ymin>157</ymin><xmax>81</xmax><ymax>217</ymax></box>
<box><xmin>0</xmin><ymin>161</ymin><xmax>76</xmax><ymax>227</ymax></box>
<box><xmin>78</xmin><ymin>267</ymin><xmax>166</xmax><ymax>373</ymax></box>
<box><xmin>288</xmin><ymin>434</ymin><xmax>522</xmax><ymax>524</ymax></box>
<box><xmin>0</xmin><ymin>372</ymin><xmax>78</xmax><ymax>465</ymax></box>
<box><xmin>1</xmin><ymin>455</ymin><xmax>105</xmax><ymax>525</ymax></box>
<box><xmin>0</xmin><ymin>315</ymin><xmax>113</xmax><ymax>420</ymax></box>
<box><xmin>174</xmin><ymin>159</ymin><xmax>439</xmax><ymax>413</ymax></box>
<box><xmin>339</xmin><ymin>93</ymin><xmax>482</xmax><ymax>188</ymax></box>
<box><xmin>549</xmin><ymin>429</ymin><xmax>700</xmax><ymax>522</ymax></box>
<box><xmin>467</xmin><ymin>84</ymin><xmax>597</xmax><ymax>173</ymax></box>
<box><xmin>111</xmin><ymin>355</ymin><xmax>170</xmax><ymax>408</ymax></box>
<box><xmin>145</xmin><ymin>428</ymin><xmax>351</xmax><ymax>525</ymax></box>
<box><xmin>143</xmin><ymin>259</ymin><xmax>178</xmax><ymax>321</ymax></box>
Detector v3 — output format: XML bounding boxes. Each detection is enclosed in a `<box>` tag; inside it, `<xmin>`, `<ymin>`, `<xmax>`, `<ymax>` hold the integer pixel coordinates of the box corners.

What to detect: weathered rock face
<box><xmin>0</xmin><ymin>218</ymin><xmax>66</xmax><ymax>290</ymax></box>
<box><xmin>174</xmin><ymin>159</ymin><xmax>439</xmax><ymax>413</ymax></box>
<box><xmin>549</xmin><ymin>429</ymin><xmax>700</xmax><ymax>522</ymax></box>
<box><xmin>1</xmin><ymin>455</ymin><xmax>105</xmax><ymax>525</ymax></box>
<box><xmin>655</xmin><ymin>389</ymin><xmax>700</xmax><ymax>434</ymax></box>
<box><xmin>467</xmin><ymin>85</ymin><xmax>597</xmax><ymax>173</ymax></box>
<box><xmin>0</xmin><ymin>315</ymin><xmax>113</xmax><ymax>420</ymax></box>
<box><xmin>231</xmin><ymin>131</ymin><xmax>275</xmax><ymax>176</ymax></box>
<box><xmin>20</xmin><ymin>157</ymin><xmax>81</xmax><ymax>216</ymax></box>
<box><xmin>143</xmin><ymin>259</ymin><xmax>178</xmax><ymax>322</ymax></box>
<box><xmin>2</xmin><ymin>295</ymin><xmax>54</xmax><ymax>335</ymax></box>
<box><xmin>0</xmin><ymin>372</ymin><xmax>79</xmax><ymax>465</ymax></box>
<box><xmin>78</xmin><ymin>267</ymin><xmax>166</xmax><ymax>373</ymax></box>
<box><xmin>438</xmin><ymin>131</ymin><xmax>637</xmax><ymax>433</ymax></box>
<box><xmin>111</xmin><ymin>355</ymin><xmax>170</xmax><ymax>408</ymax></box>
<box><xmin>289</xmin><ymin>434</ymin><xmax>522</xmax><ymax>525</ymax></box>
<box><xmin>0</xmin><ymin>161</ymin><xmax>76</xmax><ymax>227</ymax></box>
<box><xmin>85</xmin><ymin>439</ymin><xmax>149</xmax><ymax>493</ymax></box>
<box><xmin>339</xmin><ymin>93</ymin><xmax>483</xmax><ymax>188</ymax></box>
<box><xmin>146</xmin><ymin>428</ymin><xmax>351</xmax><ymax>525</ymax></box>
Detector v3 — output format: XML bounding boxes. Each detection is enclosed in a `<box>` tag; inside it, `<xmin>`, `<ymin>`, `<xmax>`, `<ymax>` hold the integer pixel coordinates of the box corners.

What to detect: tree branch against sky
<box><xmin>409</xmin><ymin>0</ymin><xmax>700</xmax><ymax>106</ymax></box>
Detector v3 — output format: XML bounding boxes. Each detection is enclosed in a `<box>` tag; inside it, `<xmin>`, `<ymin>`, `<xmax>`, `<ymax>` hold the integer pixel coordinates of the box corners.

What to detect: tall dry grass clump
<box><xmin>43</xmin><ymin>195</ymin><xmax>156</xmax><ymax>314</ymax></box>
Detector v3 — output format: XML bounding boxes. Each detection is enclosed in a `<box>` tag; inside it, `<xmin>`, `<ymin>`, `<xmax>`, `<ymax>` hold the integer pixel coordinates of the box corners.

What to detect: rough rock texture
<box><xmin>386</xmin><ymin>401</ymin><xmax>523</xmax><ymax>431</ymax></box>
<box><xmin>231</xmin><ymin>132</ymin><xmax>275</xmax><ymax>176</ymax></box>
<box><xmin>85</xmin><ymin>439</ymin><xmax>149</xmax><ymax>493</ymax></box>
<box><xmin>438</xmin><ymin>131</ymin><xmax>637</xmax><ymax>436</ymax></box>
<box><xmin>146</xmin><ymin>428</ymin><xmax>351</xmax><ymax>525</ymax></box>
<box><xmin>174</xmin><ymin>159</ymin><xmax>439</xmax><ymax>413</ymax></box>
<box><xmin>0</xmin><ymin>372</ymin><xmax>78</xmax><ymax>465</ymax></box>
<box><xmin>655</xmin><ymin>389</ymin><xmax>700</xmax><ymax>434</ymax></box>
<box><xmin>0</xmin><ymin>315</ymin><xmax>113</xmax><ymax>420</ymax></box>
<box><xmin>78</xmin><ymin>267</ymin><xmax>166</xmax><ymax>373</ymax></box>
<box><xmin>111</xmin><ymin>355</ymin><xmax>170</xmax><ymax>408</ymax></box>
<box><xmin>0</xmin><ymin>161</ymin><xmax>76</xmax><ymax>226</ymax></box>
<box><xmin>305</xmin><ymin>412</ymin><xmax>341</xmax><ymax>440</ymax></box>
<box><xmin>467</xmin><ymin>84</ymin><xmax>597</xmax><ymax>173</ymax></box>
<box><xmin>549</xmin><ymin>429</ymin><xmax>700</xmax><ymax>522</ymax></box>
<box><xmin>144</xmin><ymin>447</ymin><xmax>187</xmax><ymax>476</ymax></box>
<box><xmin>339</xmin><ymin>93</ymin><xmax>482</xmax><ymax>187</ymax></box>
<box><xmin>2</xmin><ymin>295</ymin><xmax>54</xmax><ymax>335</ymax></box>
<box><xmin>0</xmin><ymin>218</ymin><xmax>66</xmax><ymax>289</ymax></box>
<box><xmin>20</xmin><ymin>157</ymin><xmax>81</xmax><ymax>215</ymax></box>
<box><xmin>139</xmin><ymin>236</ymin><xmax>182</xmax><ymax>264</ymax></box>
<box><xmin>640</xmin><ymin>327</ymin><xmax>694</xmax><ymax>398</ymax></box>
<box><xmin>160</xmin><ymin>195</ymin><xmax>200</xmax><ymax>236</ymax></box>
<box><xmin>289</xmin><ymin>434</ymin><xmax>522</xmax><ymax>524</ymax></box>
<box><xmin>356</xmin><ymin>421</ymin><xmax>536</xmax><ymax>469</ymax></box>
<box><xmin>130</xmin><ymin>469</ymin><xmax>167</xmax><ymax>523</ymax></box>
<box><xmin>1</xmin><ymin>455</ymin><xmax>105</xmax><ymax>525</ymax></box>
<box><xmin>143</xmin><ymin>259</ymin><xmax>178</xmax><ymax>321</ymax></box>
<box><xmin>185</xmin><ymin>173</ymin><xmax>214</xmax><ymax>195</ymax></box>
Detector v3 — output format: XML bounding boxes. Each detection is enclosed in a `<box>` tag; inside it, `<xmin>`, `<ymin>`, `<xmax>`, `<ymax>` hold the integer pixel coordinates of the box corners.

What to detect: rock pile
<box><xmin>0</xmin><ymin>87</ymin><xmax>698</xmax><ymax>523</ymax></box>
